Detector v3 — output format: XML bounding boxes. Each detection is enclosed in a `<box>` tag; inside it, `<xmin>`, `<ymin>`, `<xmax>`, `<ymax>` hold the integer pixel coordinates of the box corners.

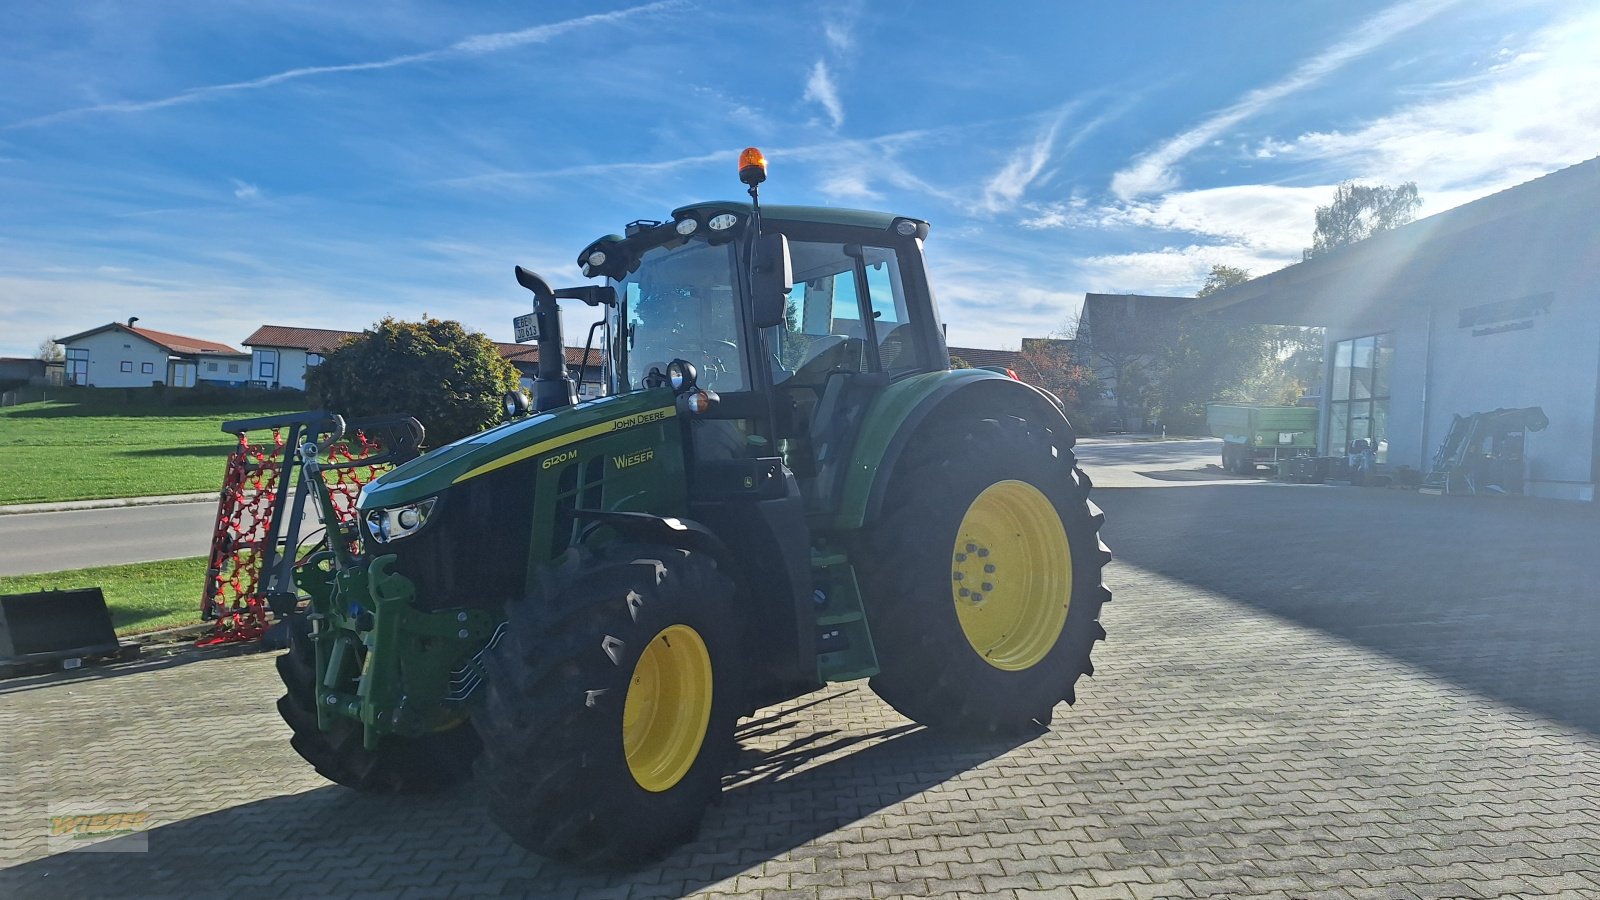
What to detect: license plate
<box><xmin>513</xmin><ymin>313</ymin><xmax>539</xmax><ymax>343</ymax></box>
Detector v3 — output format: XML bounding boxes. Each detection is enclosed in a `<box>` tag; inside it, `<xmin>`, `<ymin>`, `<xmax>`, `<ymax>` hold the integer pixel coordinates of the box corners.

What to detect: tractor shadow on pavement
<box><xmin>1096</xmin><ymin>483</ymin><xmax>1600</xmax><ymax>738</ymax></box>
<box><xmin>0</xmin><ymin>688</ymin><xmax>1036</xmax><ymax>898</ymax></box>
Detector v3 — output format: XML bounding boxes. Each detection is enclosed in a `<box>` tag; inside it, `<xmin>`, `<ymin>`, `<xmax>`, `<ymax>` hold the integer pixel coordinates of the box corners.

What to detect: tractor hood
<box><xmin>359</xmin><ymin>390</ymin><xmax>677</xmax><ymax>510</ymax></box>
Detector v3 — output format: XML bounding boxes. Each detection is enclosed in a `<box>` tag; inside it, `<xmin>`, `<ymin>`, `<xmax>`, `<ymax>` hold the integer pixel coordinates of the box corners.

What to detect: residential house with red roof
<box><xmin>243</xmin><ymin>324</ymin><xmax>606</xmax><ymax>397</ymax></box>
<box><xmin>56</xmin><ymin>319</ymin><xmax>249</xmax><ymax>388</ymax></box>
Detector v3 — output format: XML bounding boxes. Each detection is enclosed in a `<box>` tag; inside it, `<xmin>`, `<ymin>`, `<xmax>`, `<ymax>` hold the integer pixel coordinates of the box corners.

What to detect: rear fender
<box><xmin>832</xmin><ymin>370</ymin><xmax>1076</xmax><ymax>531</ymax></box>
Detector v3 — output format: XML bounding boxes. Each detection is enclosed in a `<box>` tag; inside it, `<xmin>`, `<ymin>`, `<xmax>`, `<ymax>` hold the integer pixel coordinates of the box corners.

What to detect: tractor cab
<box><xmin>568</xmin><ymin>196</ymin><xmax>945</xmax><ymax>514</ymax></box>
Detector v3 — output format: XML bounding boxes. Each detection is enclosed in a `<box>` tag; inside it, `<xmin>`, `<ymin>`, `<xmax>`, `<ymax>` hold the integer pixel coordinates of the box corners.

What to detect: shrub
<box><xmin>306</xmin><ymin>318</ymin><xmax>519</xmax><ymax>446</ymax></box>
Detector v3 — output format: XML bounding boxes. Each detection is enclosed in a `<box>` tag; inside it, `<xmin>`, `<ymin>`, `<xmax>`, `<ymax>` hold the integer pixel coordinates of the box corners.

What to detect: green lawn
<box><xmin>0</xmin><ymin>556</ymin><xmax>208</xmax><ymax>636</ymax></box>
<box><xmin>0</xmin><ymin>387</ymin><xmax>305</xmax><ymax>504</ymax></box>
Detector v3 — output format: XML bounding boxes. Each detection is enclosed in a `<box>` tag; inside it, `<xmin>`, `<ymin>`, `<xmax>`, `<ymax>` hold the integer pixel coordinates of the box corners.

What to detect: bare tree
<box><xmin>36</xmin><ymin>337</ymin><xmax>63</xmax><ymax>361</ymax></box>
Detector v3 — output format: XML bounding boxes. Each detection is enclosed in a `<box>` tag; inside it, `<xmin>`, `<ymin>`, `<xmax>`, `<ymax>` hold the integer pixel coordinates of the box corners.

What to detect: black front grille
<box><xmin>381</xmin><ymin>461</ymin><xmax>536</xmax><ymax>612</ymax></box>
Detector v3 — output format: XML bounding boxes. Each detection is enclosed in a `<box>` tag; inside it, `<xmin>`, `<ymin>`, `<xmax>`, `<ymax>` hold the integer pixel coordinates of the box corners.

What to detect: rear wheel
<box><xmin>476</xmin><ymin>542</ymin><xmax>739</xmax><ymax>869</ymax></box>
<box><xmin>857</xmin><ymin>415</ymin><xmax>1111</xmax><ymax>732</ymax></box>
<box><xmin>275</xmin><ymin>614</ymin><xmax>481</xmax><ymax>792</ymax></box>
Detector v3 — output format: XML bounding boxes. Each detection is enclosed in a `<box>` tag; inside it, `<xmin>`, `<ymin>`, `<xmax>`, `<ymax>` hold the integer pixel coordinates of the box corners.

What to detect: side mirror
<box><xmin>750</xmin><ymin>233</ymin><xmax>792</xmax><ymax>329</ymax></box>
<box><xmin>553</xmin><ymin>285</ymin><xmax>618</xmax><ymax>307</ymax></box>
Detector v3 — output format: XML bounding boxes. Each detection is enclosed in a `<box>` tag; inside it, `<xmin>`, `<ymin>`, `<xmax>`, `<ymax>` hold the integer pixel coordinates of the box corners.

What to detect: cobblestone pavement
<box><xmin>2</xmin><ymin>483</ymin><xmax>1597</xmax><ymax>899</ymax></box>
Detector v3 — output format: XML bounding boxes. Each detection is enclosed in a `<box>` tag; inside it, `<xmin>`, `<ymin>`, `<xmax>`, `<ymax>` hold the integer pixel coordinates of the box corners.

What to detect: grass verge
<box><xmin>0</xmin><ymin>556</ymin><xmax>207</xmax><ymax>636</ymax></box>
<box><xmin>0</xmin><ymin>386</ymin><xmax>305</xmax><ymax>504</ymax></box>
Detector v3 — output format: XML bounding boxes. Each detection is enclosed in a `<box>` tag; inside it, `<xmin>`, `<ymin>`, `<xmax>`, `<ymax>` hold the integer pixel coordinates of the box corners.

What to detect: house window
<box><xmin>207</xmin><ymin>362</ymin><xmax>219</xmax><ymax>372</ymax></box>
<box><xmin>229</xmin><ymin>363</ymin><xmax>240</xmax><ymax>373</ymax></box>
<box><xmin>66</xmin><ymin>348</ymin><xmax>89</xmax><ymax>385</ymax></box>
<box><xmin>257</xmin><ymin>349</ymin><xmax>278</xmax><ymax>380</ymax></box>
<box><xmin>1328</xmin><ymin>332</ymin><xmax>1393</xmax><ymax>461</ymax></box>
<box><xmin>120</xmin><ymin>361</ymin><xmax>133</xmax><ymax>373</ymax></box>
<box><xmin>141</xmin><ymin>362</ymin><xmax>154</xmax><ymax>374</ymax></box>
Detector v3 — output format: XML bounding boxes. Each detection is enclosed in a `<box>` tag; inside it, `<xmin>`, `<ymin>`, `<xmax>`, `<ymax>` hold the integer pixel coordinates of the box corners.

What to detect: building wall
<box><xmin>197</xmin><ymin>355</ymin><xmax>252</xmax><ymax>386</ymax></box>
<box><xmin>62</xmin><ymin>332</ymin><xmax>172</xmax><ymax>388</ymax></box>
<box><xmin>1323</xmin><ymin>217</ymin><xmax>1600</xmax><ymax>501</ymax></box>
<box><xmin>251</xmin><ymin>347</ymin><xmax>315</xmax><ymax>390</ymax></box>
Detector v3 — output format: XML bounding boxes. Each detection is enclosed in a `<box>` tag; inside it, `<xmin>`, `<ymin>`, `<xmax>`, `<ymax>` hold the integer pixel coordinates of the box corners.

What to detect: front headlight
<box><xmin>364</xmin><ymin>497</ymin><xmax>438</xmax><ymax>544</ymax></box>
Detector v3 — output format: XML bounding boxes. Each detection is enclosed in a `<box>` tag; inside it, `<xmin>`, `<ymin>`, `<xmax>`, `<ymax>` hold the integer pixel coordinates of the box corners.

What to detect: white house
<box><xmin>56</xmin><ymin>320</ymin><xmax>247</xmax><ymax>389</ymax></box>
<box><xmin>241</xmin><ymin>325</ymin><xmax>351</xmax><ymax>390</ymax></box>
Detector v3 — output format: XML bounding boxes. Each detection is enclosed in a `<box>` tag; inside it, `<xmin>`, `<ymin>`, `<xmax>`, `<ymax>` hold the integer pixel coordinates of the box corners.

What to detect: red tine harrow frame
<box><xmin>200</xmin><ymin>411</ymin><xmax>423</xmax><ymax>647</ymax></box>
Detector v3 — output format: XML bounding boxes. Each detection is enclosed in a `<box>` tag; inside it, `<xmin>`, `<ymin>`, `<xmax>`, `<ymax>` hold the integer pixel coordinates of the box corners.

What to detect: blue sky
<box><xmin>2</xmin><ymin>0</ymin><xmax>1597</xmax><ymax>359</ymax></box>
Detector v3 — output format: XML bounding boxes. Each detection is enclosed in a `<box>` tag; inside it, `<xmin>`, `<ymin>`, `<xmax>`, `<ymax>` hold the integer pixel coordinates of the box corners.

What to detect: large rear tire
<box><xmin>275</xmin><ymin>614</ymin><xmax>481</xmax><ymax>792</ymax></box>
<box><xmin>857</xmin><ymin>415</ymin><xmax>1110</xmax><ymax>732</ymax></box>
<box><xmin>476</xmin><ymin>543</ymin><xmax>739</xmax><ymax>869</ymax></box>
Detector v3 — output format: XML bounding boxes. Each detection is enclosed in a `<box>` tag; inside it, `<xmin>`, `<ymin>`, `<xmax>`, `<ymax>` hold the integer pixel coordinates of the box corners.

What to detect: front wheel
<box><xmin>475</xmin><ymin>543</ymin><xmax>739</xmax><ymax>869</ymax></box>
<box><xmin>857</xmin><ymin>415</ymin><xmax>1111</xmax><ymax>733</ymax></box>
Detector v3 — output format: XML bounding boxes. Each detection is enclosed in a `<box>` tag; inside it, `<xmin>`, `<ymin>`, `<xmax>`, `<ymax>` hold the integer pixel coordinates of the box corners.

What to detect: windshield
<box><xmin>611</xmin><ymin>238</ymin><xmax>747</xmax><ymax>393</ymax></box>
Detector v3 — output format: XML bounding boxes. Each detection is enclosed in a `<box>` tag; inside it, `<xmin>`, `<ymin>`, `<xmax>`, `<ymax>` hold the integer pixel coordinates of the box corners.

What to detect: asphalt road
<box><xmin>0</xmin><ymin>503</ymin><xmax>223</xmax><ymax>577</ymax></box>
<box><xmin>0</xmin><ymin>437</ymin><xmax>1236</xmax><ymax>577</ymax></box>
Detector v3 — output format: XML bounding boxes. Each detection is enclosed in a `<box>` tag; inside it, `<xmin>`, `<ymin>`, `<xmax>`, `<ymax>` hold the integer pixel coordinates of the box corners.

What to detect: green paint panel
<box><xmin>832</xmin><ymin>368</ymin><xmax>1007</xmax><ymax>531</ymax></box>
<box><xmin>361</xmin><ymin>391</ymin><xmax>679</xmax><ymax>509</ymax></box>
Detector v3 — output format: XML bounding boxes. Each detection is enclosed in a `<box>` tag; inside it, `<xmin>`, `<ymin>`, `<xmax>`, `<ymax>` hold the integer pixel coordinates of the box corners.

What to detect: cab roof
<box><xmin>670</xmin><ymin>201</ymin><xmax>925</xmax><ymax>233</ymax></box>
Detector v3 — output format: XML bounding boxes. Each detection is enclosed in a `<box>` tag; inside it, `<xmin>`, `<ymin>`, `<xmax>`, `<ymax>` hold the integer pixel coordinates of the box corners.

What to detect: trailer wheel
<box><xmin>858</xmin><ymin>415</ymin><xmax>1110</xmax><ymax>732</ymax></box>
<box><xmin>477</xmin><ymin>542</ymin><xmax>739</xmax><ymax>869</ymax></box>
<box><xmin>275</xmin><ymin>614</ymin><xmax>481</xmax><ymax>792</ymax></box>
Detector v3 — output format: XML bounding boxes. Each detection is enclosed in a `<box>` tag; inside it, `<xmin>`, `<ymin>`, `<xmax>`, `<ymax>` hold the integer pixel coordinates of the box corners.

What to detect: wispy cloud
<box><xmin>822</xmin><ymin>2</ymin><xmax>863</xmax><ymax>54</ymax></box>
<box><xmin>981</xmin><ymin>110</ymin><xmax>1069</xmax><ymax>213</ymax></box>
<box><xmin>804</xmin><ymin>60</ymin><xmax>846</xmax><ymax>130</ymax></box>
<box><xmin>9</xmin><ymin>2</ymin><xmax>682</xmax><ymax>129</ymax></box>
<box><xmin>1278</xmin><ymin>7</ymin><xmax>1600</xmax><ymax>193</ymax></box>
<box><xmin>435</xmin><ymin>149</ymin><xmax>737</xmax><ymax>190</ymax></box>
<box><xmin>230</xmin><ymin>179</ymin><xmax>261</xmax><ymax>201</ymax></box>
<box><xmin>1109</xmin><ymin>0</ymin><xmax>1461</xmax><ymax>199</ymax></box>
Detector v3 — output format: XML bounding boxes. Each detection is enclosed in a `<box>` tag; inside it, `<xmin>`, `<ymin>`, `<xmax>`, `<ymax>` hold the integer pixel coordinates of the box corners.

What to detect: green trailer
<box><xmin>1205</xmin><ymin>403</ymin><xmax>1318</xmax><ymax>475</ymax></box>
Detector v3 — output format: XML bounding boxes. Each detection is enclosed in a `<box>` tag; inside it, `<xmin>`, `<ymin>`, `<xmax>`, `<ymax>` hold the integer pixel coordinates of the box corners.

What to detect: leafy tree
<box><xmin>306</xmin><ymin>317</ymin><xmax>520</xmax><ymax>446</ymax></box>
<box><xmin>948</xmin><ymin>354</ymin><xmax>972</xmax><ymax>369</ymax></box>
<box><xmin>1147</xmin><ymin>265</ymin><xmax>1327</xmax><ymax>430</ymax></box>
<box><xmin>1150</xmin><ymin>266</ymin><xmax>1273</xmax><ymax>430</ymax></box>
<box><xmin>1015</xmin><ymin>337</ymin><xmax>1099</xmax><ymax>417</ymax></box>
<box><xmin>36</xmin><ymin>337</ymin><xmax>62</xmax><ymax>361</ymax></box>
<box><xmin>1303</xmin><ymin>181</ymin><xmax>1421</xmax><ymax>260</ymax></box>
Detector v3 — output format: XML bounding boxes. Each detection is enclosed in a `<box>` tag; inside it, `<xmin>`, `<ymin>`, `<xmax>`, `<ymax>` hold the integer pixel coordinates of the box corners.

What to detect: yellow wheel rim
<box><xmin>622</xmin><ymin>624</ymin><xmax>713</xmax><ymax>792</ymax></box>
<box><xmin>951</xmin><ymin>480</ymin><xmax>1073</xmax><ymax>671</ymax></box>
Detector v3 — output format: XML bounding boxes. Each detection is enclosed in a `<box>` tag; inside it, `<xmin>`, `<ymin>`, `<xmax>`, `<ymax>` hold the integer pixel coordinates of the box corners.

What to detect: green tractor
<box><xmin>278</xmin><ymin>149</ymin><xmax>1111</xmax><ymax>868</ymax></box>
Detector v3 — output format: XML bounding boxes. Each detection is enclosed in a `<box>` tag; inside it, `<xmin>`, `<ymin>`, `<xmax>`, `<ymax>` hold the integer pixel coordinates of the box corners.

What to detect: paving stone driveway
<box><xmin>2</xmin><ymin>482</ymin><xmax>1597</xmax><ymax>899</ymax></box>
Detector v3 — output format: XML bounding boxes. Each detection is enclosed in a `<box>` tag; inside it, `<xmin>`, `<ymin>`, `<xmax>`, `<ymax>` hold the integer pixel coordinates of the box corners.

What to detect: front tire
<box><xmin>275</xmin><ymin>614</ymin><xmax>481</xmax><ymax>792</ymax></box>
<box><xmin>476</xmin><ymin>543</ymin><xmax>739</xmax><ymax>869</ymax></box>
<box><xmin>858</xmin><ymin>415</ymin><xmax>1111</xmax><ymax>732</ymax></box>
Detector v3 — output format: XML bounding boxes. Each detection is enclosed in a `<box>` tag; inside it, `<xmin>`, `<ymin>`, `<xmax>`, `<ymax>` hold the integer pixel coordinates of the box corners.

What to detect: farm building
<box><xmin>1195</xmin><ymin>157</ymin><xmax>1600</xmax><ymax>501</ymax></box>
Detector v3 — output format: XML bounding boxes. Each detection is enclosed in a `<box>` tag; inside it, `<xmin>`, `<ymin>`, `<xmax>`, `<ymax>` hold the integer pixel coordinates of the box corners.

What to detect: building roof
<box><xmin>1194</xmin><ymin>155</ymin><xmax>1600</xmax><ymax>326</ymax></box>
<box><xmin>244</xmin><ymin>324</ymin><xmax>600</xmax><ymax>367</ymax></box>
<box><xmin>947</xmin><ymin>346</ymin><xmax>1024</xmax><ymax>370</ymax></box>
<box><xmin>494</xmin><ymin>342</ymin><xmax>605</xmax><ymax>368</ymax></box>
<box><xmin>242</xmin><ymin>325</ymin><xmax>357</xmax><ymax>355</ymax></box>
<box><xmin>56</xmin><ymin>323</ymin><xmax>242</xmax><ymax>356</ymax></box>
